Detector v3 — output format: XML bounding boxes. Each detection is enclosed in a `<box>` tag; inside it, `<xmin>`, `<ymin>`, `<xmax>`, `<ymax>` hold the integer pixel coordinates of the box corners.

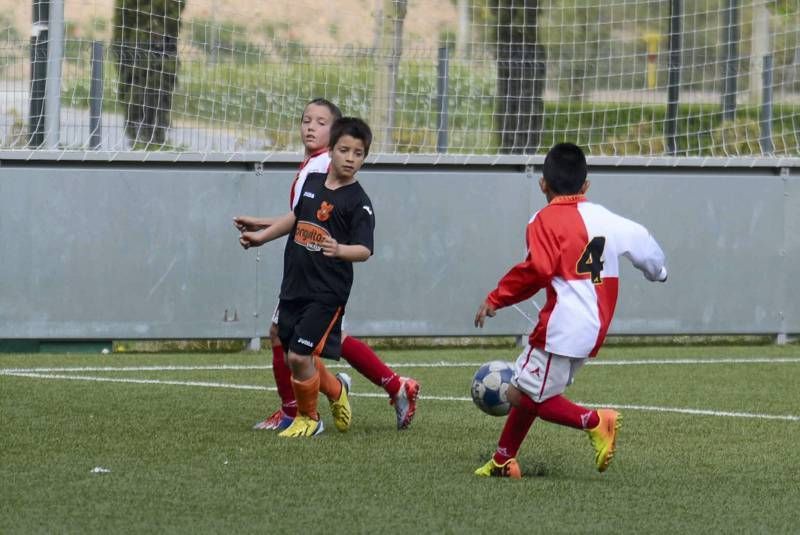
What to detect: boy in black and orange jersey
<box><xmin>235</xmin><ymin>99</ymin><xmax>419</xmax><ymax>432</ymax></box>
<box><xmin>238</xmin><ymin>117</ymin><xmax>375</xmax><ymax>437</ymax></box>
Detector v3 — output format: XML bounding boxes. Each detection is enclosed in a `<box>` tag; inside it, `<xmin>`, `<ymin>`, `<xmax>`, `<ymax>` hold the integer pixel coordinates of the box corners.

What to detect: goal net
<box><xmin>0</xmin><ymin>0</ymin><xmax>798</xmax><ymax>160</ymax></box>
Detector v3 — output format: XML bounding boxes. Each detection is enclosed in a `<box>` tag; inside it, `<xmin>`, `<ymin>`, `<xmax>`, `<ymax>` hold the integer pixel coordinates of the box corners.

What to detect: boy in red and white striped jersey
<box><xmin>474</xmin><ymin>142</ymin><xmax>667</xmax><ymax>478</ymax></box>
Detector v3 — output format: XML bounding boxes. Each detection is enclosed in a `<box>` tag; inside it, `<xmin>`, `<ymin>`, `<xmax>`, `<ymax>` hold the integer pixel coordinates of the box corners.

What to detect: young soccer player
<box><xmin>473</xmin><ymin>142</ymin><xmax>668</xmax><ymax>477</ymax></box>
<box><xmin>238</xmin><ymin>117</ymin><xmax>381</xmax><ymax>437</ymax></box>
<box><xmin>235</xmin><ymin>99</ymin><xmax>420</xmax><ymax>432</ymax></box>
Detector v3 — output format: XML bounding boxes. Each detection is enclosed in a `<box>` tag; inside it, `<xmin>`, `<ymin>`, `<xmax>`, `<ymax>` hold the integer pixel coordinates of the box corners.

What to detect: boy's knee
<box><xmin>286</xmin><ymin>352</ymin><xmax>304</xmax><ymax>368</ymax></box>
<box><xmin>287</xmin><ymin>351</ymin><xmax>314</xmax><ymax>377</ymax></box>
<box><xmin>507</xmin><ymin>384</ymin><xmax>522</xmax><ymax>407</ymax></box>
<box><xmin>269</xmin><ymin>323</ymin><xmax>280</xmax><ymax>343</ymax></box>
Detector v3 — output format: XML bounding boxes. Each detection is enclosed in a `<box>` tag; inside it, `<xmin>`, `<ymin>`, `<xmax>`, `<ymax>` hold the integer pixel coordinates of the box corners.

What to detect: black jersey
<box><xmin>280</xmin><ymin>172</ymin><xmax>375</xmax><ymax>305</ymax></box>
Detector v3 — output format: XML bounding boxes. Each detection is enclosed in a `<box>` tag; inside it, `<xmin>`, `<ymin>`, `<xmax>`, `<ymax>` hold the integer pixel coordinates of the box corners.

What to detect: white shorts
<box><xmin>512</xmin><ymin>346</ymin><xmax>587</xmax><ymax>403</ymax></box>
<box><xmin>272</xmin><ymin>303</ymin><xmax>349</xmax><ymax>331</ymax></box>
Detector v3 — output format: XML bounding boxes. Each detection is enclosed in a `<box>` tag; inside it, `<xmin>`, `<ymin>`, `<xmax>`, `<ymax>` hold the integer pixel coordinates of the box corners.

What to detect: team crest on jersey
<box><xmin>316</xmin><ymin>201</ymin><xmax>334</xmax><ymax>222</ymax></box>
<box><xmin>294</xmin><ymin>221</ymin><xmax>330</xmax><ymax>251</ymax></box>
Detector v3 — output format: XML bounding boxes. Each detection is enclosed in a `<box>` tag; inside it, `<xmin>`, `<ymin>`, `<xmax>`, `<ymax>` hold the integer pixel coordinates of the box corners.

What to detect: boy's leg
<box><xmin>475</xmin><ymin>385</ymin><xmax>531</xmax><ymax>479</ymax></box>
<box><xmin>341</xmin><ymin>334</ymin><xmax>420</xmax><ymax>429</ymax></box>
<box><xmin>253</xmin><ymin>322</ymin><xmax>296</xmax><ymax>431</ymax></box>
<box><xmin>314</xmin><ymin>355</ymin><xmax>343</xmax><ymax>400</ymax></box>
<box><xmin>314</xmin><ymin>356</ymin><xmax>351</xmax><ymax>432</ymax></box>
<box><xmin>341</xmin><ymin>335</ymin><xmax>401</xmax><ymax>395</ymax></box>
<box><xmin>515</xmin><ymin>350</ymin><xmax>621</xmax><ymax>472</ymax></box>
<box><xmin>279</xmin><ymin>300</ymin><xmax>350</xmax><ymax>435</ymax></box>
<box><xmin>278</xmin><ymin>351</ymin><xmax>324</xmax><ymax>438</ymax></box>
<box><xmin>520</xmin><ymin>393</ymin><xmax>598</xmax><ymax>430</ymax></box>
<box><xmin>526</xmin><ymin>393</ymin><xmax>620</xmax><ymax>472</ymax></box>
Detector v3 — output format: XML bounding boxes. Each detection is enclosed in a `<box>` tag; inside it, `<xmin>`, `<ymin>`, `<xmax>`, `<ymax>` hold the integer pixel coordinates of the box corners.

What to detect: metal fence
<box><xmin>2</xmin><ymin>0</ymin><xmax>800</xmax><ymax>159</ymax></box>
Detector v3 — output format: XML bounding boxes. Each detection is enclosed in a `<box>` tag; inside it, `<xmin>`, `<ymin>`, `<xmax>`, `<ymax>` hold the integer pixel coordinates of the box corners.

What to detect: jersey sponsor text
<box><xmin>294</xmin><ymin>221</ymin><xmax>330</xmax><ymax>252</ymax></box>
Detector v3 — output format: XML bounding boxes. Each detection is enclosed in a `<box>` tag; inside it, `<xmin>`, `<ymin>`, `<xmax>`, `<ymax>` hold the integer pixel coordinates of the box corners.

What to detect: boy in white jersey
<box><xmin>473</xmin><ymin>142</ymin><xmax>668</xmax><ymax>478</ymax></box>
<box><xmin>234</xmin><ymin>99</ymin><xmax>419</xmax><ymax>432</ymax></box>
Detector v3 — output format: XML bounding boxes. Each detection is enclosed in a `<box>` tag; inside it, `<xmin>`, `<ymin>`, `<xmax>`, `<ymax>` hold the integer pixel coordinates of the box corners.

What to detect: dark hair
<box><xmin>542</xmin><ymin>143</ymin><xmax>588</xmax><ymax>195</ymax></box>
<box><xmin>329</xmin><ymin>117</ymin><xmax>373</xmax><ymax>156</ymax></box>
<box><xmin>302</xmin><ymin>98</ymin><xmax>342</xmax><ymax>122</ymax></box>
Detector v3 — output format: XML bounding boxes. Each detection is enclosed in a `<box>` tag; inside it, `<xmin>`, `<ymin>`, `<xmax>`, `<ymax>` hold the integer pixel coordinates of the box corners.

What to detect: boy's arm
<box><xmin>330</xmin><ymin>194</ymin><xmax>375</xmax><ymax>263</ymax></box>
<box><xmin>619</xmin><ymin>218</ymin><xmax>668</xmax><ymax>282</ymax></box>
<box><xmin>239</xmin><ymin>211</ymin><xmax>296</xmax><ymax>249</ymax></box>
<box><xmin>475</xmin><ymin>257</ymin><xmax>545</xmax><ymax>328</ymax></box>
<box><xmin>233</xmin><ymin>215</ymin><xmax>278</xmax><ymax>231</ymax></box>
<box><xmin>320</xmin><ymin>239</ymin><xmax>371</xmax><ymax>262</ymax></box>
<box><xmin>475</xmin><ymin>217</ymin><xmax>555</xmax><ymax>327</ymax></box>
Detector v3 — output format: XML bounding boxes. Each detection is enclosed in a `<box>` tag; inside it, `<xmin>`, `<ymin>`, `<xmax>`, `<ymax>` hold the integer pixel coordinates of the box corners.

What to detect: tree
<box><xmin>491</xmin><ymin>0</ymin><xmax>544</xmax><ymax>154</ymax></box>
<box><xmin>112</xmin><ymin>0</ymin><xmax>186</xmax><ymax>148</ymax></box>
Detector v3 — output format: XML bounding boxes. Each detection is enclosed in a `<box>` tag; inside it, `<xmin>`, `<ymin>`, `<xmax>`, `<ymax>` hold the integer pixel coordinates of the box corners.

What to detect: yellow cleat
<box><xmin>474</xmin><ymin>457</ymin><xmax>522</xmax><ymax>479</ymax></box>
<box><xmin>329</xmin><ymin>373</ymin><xmax>352</xmax><ymax>432</ymax></box>
<box><xmin>277</xmin><ymin>415</ymin><xmax>324</xmax><ymax>438</ymax></box>
<box><xmin>586</xmin><ymin>409</ymin><xmax>622</xmax><ymax>472</ymax></box>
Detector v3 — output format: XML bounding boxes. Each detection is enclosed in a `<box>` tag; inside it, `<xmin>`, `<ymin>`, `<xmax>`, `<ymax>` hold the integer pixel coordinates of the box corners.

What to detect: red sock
<box><xmin>535</xmin><ymin>394</ymin><xmax>598</xmax><ymax>430</ymax></box>
<box><xmin>272</xmin><ymin>343</ymin><xmax>296</xmax><ymax>417</ymax></box>
<box><xmin>493</xmin><ymin>406</ymin><xmax>537</xmax><ymax>464</ymax></box>
<box><xmin>341</xmin><ymin>336</ymin><xmax>402</xmax><ymax>397</ymax></box>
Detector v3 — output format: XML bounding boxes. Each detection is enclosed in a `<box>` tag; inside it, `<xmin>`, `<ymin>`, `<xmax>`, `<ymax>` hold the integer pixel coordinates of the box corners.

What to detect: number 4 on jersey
<box><xmin>577</xmin><ymin>236</ymin><xmax>606</xmax><ymax>284</ymax></box>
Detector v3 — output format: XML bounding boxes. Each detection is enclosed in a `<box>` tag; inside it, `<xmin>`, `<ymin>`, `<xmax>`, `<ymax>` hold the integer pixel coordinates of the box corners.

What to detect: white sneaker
<box><xmin>390</xmin><ymin>377</ymin><xmax>420</xmax><ymax>430</ymax></box>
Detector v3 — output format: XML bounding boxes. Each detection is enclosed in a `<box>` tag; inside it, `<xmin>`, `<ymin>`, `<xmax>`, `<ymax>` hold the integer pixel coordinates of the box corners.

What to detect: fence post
<box><xmin>28</xmin><ymin>0</ymin><xmax>49</xmax><ymax>147</ymax></box>
<box><xmin>89</xmin><ymin>41</ymin><xmax>104</xmax><ymax>149</ymax></box>
<box><xmin>44</xmin><ymin>0</ymin><xmax>64</xmax><ymax>149</ymax></box>
<box><xmin>666</xmin><ymin>0</ymin><xmax>682</xmax><ymax>156</ymax></box>
<box><xmin>436</xmin><ymin>44</ymin><xmax>450</xmax><ymax>153</ymax></box>
<box><xmin>721</xmin><ymin>0</ymin><xmax>739</xmax><ymax>122</ymax></box>
<box><xmin>759</xmin><ymin>54</ymin><xmax>774</xmax><ymax>154</ymax></box>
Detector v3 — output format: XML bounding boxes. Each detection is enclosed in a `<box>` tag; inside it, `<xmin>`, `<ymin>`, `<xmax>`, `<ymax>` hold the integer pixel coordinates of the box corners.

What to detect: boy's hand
<box><xmin>233</xmin><ymin>216</ymin><xmax>265</xmax><ymax>232</ymax></box>
<box><xmin>320</xmin><ymin>237</ymin><xmax>339</xmax><ymax>258</ymax></box>
<box><xmin>239</xmin><ymin>230</ymin><xmax>264</xmax><ymax>250</ymax></box>
<box><xmin>474</xmin><ymin>300</ymin><xmax>497</xmax><ymax>328</ymax></box>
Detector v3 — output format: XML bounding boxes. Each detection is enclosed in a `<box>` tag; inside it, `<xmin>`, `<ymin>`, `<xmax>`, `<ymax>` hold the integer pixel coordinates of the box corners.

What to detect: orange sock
<box><xmin>291</xmin><ymin>371</ymin><xmax>320</xmax><ymax>420</ymax></box>
<box><xmin>314</xmin><ymin>356</ymin><xmax>342</xmax><ymax>400</ymax></box>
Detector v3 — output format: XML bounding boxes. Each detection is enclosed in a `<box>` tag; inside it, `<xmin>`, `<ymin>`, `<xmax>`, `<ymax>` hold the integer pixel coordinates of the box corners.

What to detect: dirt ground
<box><xmin>4</xmin><ymin>0</ymin><xmax>458</xmax><ymax>49</ymax></box>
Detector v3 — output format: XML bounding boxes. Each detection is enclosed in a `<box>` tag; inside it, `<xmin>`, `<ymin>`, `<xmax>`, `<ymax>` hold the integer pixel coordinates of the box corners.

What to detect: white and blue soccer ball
<box><xmin>471</xmin><ymin>360</ymin><xmax>514</xmax><ymax>416</ymax></box>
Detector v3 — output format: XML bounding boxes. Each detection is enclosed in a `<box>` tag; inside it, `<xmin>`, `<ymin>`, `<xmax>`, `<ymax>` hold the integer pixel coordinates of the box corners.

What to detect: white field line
<box><xmin>2</xmin><ymin>357</ymin><xmax>800</xmax><ymax>375</ymax></box>
<box><xmin>2</xmin><ymin>369</ymin><xmax>799</xmax><ymax>423</ymax></box>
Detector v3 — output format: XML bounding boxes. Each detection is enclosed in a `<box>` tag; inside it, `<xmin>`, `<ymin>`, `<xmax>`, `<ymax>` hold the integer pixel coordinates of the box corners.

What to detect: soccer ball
<box><xmin>471</xmin><ymin>360</ymin><xmax>514</xmax><ymax>416</ymax></box>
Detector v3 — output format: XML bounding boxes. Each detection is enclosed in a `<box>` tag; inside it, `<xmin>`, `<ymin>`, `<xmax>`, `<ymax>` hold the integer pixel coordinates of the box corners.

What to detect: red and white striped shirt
<box><xmin>289</xmin><ymin>148</ymin><xmax>330</xmax><ymax>209</ymax></box>
<box><xmin>486</xmin><ymin>195</ymin><xmax>667</xmax><ymax>358</ymax></box>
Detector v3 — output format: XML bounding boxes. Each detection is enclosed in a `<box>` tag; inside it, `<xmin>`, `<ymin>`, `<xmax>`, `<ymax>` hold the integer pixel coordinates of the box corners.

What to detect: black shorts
<box><xmin>277</xmin><ymin>299</ymin><xmax>344</xmax><ymax>360</ymax></box>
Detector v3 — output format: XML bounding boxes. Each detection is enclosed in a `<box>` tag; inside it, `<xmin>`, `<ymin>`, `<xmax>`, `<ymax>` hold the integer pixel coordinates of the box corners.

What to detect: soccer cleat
<box><xmin>277</xmin><ymin>415</ymin><xmax>324</xmax><ymax>438</ymax></box>
<box><xmin>329</xmin><ymin>373</ymin><xmax>352</xmax><ymax>432</ymax></box>
<box><xmin>252</xmin><ymin>409</ymin><xmax>294</xmax><ymax>431</ymax></box>
<box><xmin>586</xmin><ymin>409</ymin><xmax>622</xmax><ymax>472</ymax></box>
<box><xmin>474</xmin><ymin>458</ymin><xmax>522</xmax><ymax>479</ymax></box>
<box><xmin>390</xmin><ymin>377</ymin><xmax>420</xmax><ymax>430</ymax></box>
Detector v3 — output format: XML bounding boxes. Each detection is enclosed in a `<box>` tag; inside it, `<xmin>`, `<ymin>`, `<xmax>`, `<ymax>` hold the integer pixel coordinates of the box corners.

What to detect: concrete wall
<box><xmin>0</xmin><ymin>158</ymin><xmax>796</xmax><ymax>339</ymax></box>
